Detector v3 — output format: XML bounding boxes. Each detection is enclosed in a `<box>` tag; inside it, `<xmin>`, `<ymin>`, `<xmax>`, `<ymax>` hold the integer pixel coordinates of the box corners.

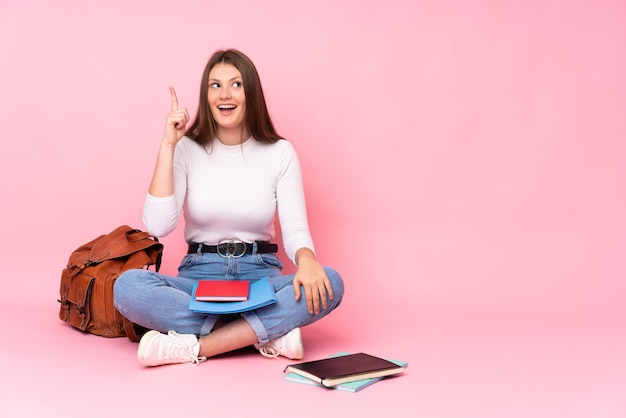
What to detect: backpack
<box><xmin>58</xmin><ymin>225</ymin><xmax>163</xmax><ymax>342</ymax></box>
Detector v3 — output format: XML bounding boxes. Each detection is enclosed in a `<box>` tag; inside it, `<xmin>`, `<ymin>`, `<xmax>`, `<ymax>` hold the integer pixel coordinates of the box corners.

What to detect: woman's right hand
<box><xmin>162</xmin><ymin>87</ymin><xmax>190</xmax><ymax>146</ymax></box>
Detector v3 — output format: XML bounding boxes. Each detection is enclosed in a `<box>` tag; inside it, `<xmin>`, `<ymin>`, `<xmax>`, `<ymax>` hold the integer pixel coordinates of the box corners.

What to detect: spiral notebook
<box><xmin>188</xmin><ymin>277</ymin><xmax>276</xmax><ymax>314</ymax></box>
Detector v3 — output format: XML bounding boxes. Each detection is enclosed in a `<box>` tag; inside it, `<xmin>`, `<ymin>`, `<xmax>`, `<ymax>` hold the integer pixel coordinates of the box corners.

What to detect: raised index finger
<box><xmin>169</xmin><ymin>87</ymin><xmax>178</xmax><ymax>111</ymax></box>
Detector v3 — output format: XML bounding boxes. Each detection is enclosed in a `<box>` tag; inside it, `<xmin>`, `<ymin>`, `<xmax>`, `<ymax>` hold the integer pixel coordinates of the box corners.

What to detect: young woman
<box><xmin>113</xmin><ymin>49</ymin><xmax>344</xmax><ymax>367</ymax></box>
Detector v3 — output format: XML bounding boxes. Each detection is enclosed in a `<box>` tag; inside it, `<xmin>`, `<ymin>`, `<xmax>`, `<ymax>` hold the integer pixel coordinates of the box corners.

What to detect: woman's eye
<box><xmin>233</xmin><ymin>81</ymin><xmax>242</xmax><ymax>88</ymax></box>
<box><xmin>210</xmin><ymin>82</ymin><xmax>220</xmax><ymax>88</ymax></box>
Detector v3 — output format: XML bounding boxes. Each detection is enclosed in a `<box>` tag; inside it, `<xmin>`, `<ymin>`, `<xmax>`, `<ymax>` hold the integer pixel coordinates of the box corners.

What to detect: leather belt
<box><xmin>188</xmin><ymin>241</ymin><xmax>278</xmax><ymax>257</ymax></box>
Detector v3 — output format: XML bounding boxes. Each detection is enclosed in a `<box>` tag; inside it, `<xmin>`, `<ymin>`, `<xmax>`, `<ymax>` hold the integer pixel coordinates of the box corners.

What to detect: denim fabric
<box><xmin>113</xmin><ymin>251</ymin><xmax>344</xmax><ymax>344</ymax></box>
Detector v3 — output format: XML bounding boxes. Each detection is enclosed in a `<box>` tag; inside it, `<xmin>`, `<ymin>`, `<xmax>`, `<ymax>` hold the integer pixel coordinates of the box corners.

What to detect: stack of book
<box><xmin>284</xmin><ymin>352</ymin><xmax>407</xmax><ymax>393</ymax></box>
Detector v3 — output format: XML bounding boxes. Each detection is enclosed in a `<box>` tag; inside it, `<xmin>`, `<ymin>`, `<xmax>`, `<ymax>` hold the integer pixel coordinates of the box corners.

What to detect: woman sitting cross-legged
<box><xmin>114</xmin><ymin>49</ymin><xmax>344</xmax><ymax>367</ymax></box>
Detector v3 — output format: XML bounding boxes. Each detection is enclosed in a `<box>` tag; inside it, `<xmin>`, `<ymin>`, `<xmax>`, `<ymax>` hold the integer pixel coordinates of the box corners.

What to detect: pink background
<box><xmin>1</xmin><ymin>0</ymin><xmax>625</xmax><ymax>417</ymax></box>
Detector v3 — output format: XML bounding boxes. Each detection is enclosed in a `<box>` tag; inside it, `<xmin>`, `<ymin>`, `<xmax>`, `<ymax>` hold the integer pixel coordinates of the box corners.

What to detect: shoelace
<box><xmin>166</xmin><ymin>331</ymin><xmax>206</xmax><ymax>365</ymax></box>
<box><xmin>257</xmin><ymin>342</ymin><xmax>280</xmax><ymax>358</ymax></box>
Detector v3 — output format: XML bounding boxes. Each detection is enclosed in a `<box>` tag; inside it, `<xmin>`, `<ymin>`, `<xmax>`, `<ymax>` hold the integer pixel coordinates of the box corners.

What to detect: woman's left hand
<box><xmin>293</xmin><ymin>248</ymin><xmax>334</xmax><ymax>315</ymax></box>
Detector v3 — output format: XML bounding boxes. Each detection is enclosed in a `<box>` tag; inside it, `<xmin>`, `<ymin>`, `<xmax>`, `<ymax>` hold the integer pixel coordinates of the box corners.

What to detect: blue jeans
<box><xmin>113</xmin><ymin>251</ymin><xmax>344</xmax><ymax>345</ymax></box>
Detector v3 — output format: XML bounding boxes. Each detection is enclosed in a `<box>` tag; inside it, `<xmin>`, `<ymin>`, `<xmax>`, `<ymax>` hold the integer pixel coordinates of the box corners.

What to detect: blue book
<box><xmin>188</xmin><ymin>277</ymin><xmax>277</xmax><ymax>314</ymax></box>
<box><xmin>284</xmin><ymin>352</ymin><xmax>408</xmax><ymax>393</ymax></box>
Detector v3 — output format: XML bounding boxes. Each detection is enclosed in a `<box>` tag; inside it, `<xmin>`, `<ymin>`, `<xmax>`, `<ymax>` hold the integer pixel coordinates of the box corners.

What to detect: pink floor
<box><xmin>1</xmin><ymin>277</ymin><xmax>624</xmax><ymax>418</ymax></box>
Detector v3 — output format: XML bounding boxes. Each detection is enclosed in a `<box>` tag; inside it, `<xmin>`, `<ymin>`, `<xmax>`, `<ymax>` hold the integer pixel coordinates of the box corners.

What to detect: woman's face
<box><xmin>208</xmin><ymin>62</ymin><xmax>247</xmax><ymax>142</ymax></box>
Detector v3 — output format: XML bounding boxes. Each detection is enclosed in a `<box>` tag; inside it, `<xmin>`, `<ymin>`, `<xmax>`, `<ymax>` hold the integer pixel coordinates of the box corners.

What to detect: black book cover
<box><xmin>284</xmin><ymin>353</ymin><xmax>405</xmax><ymax>387</ymax></box>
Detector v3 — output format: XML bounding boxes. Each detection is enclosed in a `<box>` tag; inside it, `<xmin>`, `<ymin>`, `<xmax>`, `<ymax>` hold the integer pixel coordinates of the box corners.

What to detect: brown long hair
<box><xmin>185</xmin><ymin>49</ymin><xmax>282</xmax><ymax>146</ymax></box>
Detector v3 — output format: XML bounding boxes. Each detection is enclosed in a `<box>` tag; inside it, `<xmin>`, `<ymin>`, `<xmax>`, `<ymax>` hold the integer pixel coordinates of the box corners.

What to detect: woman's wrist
<box><xmin>295</xmin><ymin>247</ymin><xmax>316</xmax><ymax>266</ymax></box>
<box><xmin>159</xmin><ymin>139</ymin><xmax>177</xmax><ymax>151</ymax></box>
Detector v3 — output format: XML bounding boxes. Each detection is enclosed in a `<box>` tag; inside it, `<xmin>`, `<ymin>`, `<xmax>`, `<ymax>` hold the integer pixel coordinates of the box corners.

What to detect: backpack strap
<box><xmin>122</xmin><ymin>317</ymin><xmax>141</xmax><ymax>342</ymax></box>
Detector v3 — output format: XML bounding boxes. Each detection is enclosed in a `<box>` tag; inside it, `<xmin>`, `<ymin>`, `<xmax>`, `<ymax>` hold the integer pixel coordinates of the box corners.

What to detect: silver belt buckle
<box><xmin>217</xmin><ymin>239</ymin><xmax>246</xmax><ymax>258</ymax></box>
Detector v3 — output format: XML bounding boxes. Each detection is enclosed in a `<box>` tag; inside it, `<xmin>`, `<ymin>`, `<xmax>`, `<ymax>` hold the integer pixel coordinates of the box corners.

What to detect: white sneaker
<box><xmin>255</xmin><ymin>327</ymin><xmax>304</xmax><ymax>360</ymax></box>
<box><xmin>137</xmin><ymin>330</ymin><xmax>206</xmax><ymax>367</ymax></box>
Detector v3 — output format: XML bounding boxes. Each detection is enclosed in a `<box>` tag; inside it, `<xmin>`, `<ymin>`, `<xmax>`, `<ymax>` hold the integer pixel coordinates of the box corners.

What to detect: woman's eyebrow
<box><xmin>208</xmin><ymin>76</ymin><xmax>242</xmax><ymax>83</ymax></box>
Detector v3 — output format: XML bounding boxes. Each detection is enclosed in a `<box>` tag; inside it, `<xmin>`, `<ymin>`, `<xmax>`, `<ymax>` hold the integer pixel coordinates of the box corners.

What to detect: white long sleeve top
<box><xmin>142</xmin><ymin>136</ymin><xmax>314</xmax><ymax>263</ymax></box>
